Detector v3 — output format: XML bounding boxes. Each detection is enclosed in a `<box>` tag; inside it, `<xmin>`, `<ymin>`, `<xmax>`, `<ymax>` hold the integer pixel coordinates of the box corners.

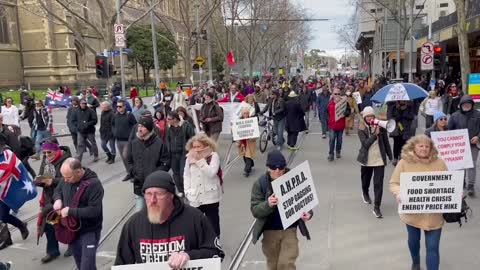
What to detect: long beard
<box><xmin>147</xmin><ymin>206</ymin><xmax>163</xmax><ymax>224</ymax></box>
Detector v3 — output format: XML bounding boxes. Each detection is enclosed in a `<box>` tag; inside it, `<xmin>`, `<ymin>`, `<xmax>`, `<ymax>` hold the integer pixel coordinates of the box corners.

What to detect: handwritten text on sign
<box><xmin>271</xmin><ymin>161</ymin><xmax>319</xmax><ymax>229</ymax></box>
<box><xmin>111</xmin><ymin>258</ymin><xmax>221</xmax><ymax>270</ymax></box>
<box><xmin>335</xmin><ymin>98</ymin><xmax>348</xmax><ymax>122</ymax></box>
<box><xmin>399</xmin><ymin>171</ymin><xmax>464</xmax><ymax>214</ymax></box>
<box><xmin>431</xmin><ymin>129</ymin><xmax>473</xmax><ymax>171</ymax></box>
<box><xmin>231</xmin><ymin>117</ymin><xmax>260</xmax><ymax>141</ymax></box>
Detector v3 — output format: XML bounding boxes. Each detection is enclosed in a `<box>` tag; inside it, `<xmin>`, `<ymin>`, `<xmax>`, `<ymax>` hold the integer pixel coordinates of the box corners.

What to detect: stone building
<box><xmin>0</xmin><ymin>0</ymin><xmax>187</xmax><ymax>88</ymax></box>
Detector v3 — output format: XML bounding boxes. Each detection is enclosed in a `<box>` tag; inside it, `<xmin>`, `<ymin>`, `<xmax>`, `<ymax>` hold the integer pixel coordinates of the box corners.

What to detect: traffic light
<box><xmin>95</xmin><ymin>55</ymin><xmax>109</xmax><ymax>78</ymax></box>
<box><xmin>433</xmin><ymin>43</ymin><xmax>446</xmax><ymax>73</ymax></box>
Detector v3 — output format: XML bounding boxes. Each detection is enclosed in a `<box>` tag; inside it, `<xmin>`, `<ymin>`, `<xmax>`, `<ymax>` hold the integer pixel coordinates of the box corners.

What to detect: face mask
<box><xmin>346</xmin><ymin>92</ymin><xmax>351</xmax><ymax>96</ymax></box>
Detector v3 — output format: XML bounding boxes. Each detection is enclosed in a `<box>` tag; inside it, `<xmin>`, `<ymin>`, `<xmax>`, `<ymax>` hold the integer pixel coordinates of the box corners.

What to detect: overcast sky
<box><xmin>296</xmin><ymin>0</ymin><xmax>356</xmax><ymax>54</ymax></box>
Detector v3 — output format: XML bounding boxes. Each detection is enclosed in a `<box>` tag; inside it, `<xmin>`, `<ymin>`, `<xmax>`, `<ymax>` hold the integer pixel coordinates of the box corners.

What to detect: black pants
<box><xmin>197</xmin><ymin>202</ymin><xmax>220</xmax><ymax>237</ymax></box>
<box><xmin>243</xmin><ymin>157</ymin><xmax>254</xmax><ymax>173</ymax></box>
<box><xmin>425</xmin><ymin>115</ymin><xmax>434</xmax><ymax>129</ymax></box>
<box><xmin>287</xmin><ymin>131</ymin><xmax>299</xmax><ymax>147</ymax></box>
<box><xmin>393</xmin><ymin>136</ymin><xmax>407</xmax><ymax>160</ymax></box>
<box><xmin>171</xmin><ymin>152</ymin><xmax>186</xmax><ymax>193</ymax></box>
<box><xmin>361</xmin><ymin>166</ymin><xmax>385</xmax><ymax>207</ymax></box>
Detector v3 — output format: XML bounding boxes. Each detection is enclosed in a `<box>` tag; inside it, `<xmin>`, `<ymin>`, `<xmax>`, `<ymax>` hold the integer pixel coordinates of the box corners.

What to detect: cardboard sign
<box><xmin>271</xmin><ymin>161</ymin><xmax>319</xmax><ymax>229</ymax></box>
<box><xmin>352</xmin><ymin>92</ymin><xmax>362</xmax><ymax>104</ymax></box>
<box><xmin>231</xmin><ymin>117</ymin><xmax>260</xmax><ymax>141</ymax></box>
<box><xmin>111</xmin><ymin>258</ymin><xmax>221</xmax><ymax>270</ymax></box>
<box><xmin>431</xmin><ymin>129</ymin><xmax>474</xmax><ymax>171</ymax></box>
<box><xmin>399</xmin><ymin>171</ymin><xmax>464</xmax><ymax>214</ymax></box>
<box><xmin>334</xmin><ymin>97</ymin><xmax>348</xmax><ymax>122</ymax></box>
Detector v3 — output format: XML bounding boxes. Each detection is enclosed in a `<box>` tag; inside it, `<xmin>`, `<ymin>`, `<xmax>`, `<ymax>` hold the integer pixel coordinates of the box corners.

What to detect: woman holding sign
<box><xmin>389</xmin><ymin>135</ymin><xmax>448</xmax><ymax>270</ymax></box>
<box><xmin>237</xmin><ymin>107</ymin><xmax>257</xmax><ymax>177</ymax></box>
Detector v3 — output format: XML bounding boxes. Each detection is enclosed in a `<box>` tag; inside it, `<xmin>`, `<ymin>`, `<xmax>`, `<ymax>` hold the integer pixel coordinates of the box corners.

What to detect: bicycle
<box><xmin>258</xmin><ymin>115</ymin><xmax>276</xmax><ymax>153</ymax></box>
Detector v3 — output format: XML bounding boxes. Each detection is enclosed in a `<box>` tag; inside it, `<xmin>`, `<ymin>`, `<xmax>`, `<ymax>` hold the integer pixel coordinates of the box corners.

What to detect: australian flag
<box><xmin>45</xmin><ymin>89</ymin><xmax>72</xmax><ymax>108</ymax></box>
<box><xmin>0</xmin><ymin>149</ymin><xmax>37</xmax><ymax>211</ymax></box>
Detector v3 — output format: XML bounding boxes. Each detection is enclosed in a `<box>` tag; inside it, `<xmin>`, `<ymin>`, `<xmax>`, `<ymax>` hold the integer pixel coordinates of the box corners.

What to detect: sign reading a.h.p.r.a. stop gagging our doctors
<box><xmin>271</xmin><ymin>161</ymin><xmax>319</xmax><ymax>229</ymax></box>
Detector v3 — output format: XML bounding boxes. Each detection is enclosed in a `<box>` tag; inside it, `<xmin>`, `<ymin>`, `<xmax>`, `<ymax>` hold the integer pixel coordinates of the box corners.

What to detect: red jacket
<box><xmin>218</xmin><ymin>92</ymin><xmax>245</xmax><ymax>103</ymax></box>
<box><xmin>327</xmin><ymin>99</ymin><xmax>346</xmax><ymax>131</ymax></box>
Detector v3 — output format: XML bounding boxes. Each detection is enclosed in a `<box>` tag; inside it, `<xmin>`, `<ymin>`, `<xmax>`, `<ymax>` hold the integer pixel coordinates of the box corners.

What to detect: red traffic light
<box><xmin>433</xmin><ymin>45</ymin><xmax>442</xmax><ymax>54</ymax></box>
<box><xmin>96</xmin><ymin>58</ymin><xmax>104</xmax><ymax>65</ymax></box>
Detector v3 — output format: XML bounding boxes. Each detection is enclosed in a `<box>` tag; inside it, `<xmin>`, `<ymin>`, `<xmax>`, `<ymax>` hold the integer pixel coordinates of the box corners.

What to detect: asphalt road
<box><xmin>0</xmin><ymin>102</ymin><xmax>479</xmax><ymax>270</ymax></box>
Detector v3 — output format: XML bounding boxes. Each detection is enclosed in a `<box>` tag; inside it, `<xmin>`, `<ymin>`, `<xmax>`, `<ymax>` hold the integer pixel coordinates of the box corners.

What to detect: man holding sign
<box><xmin>114</xmin><ymin>171</ymin><xmax>224</xmax><ymax>268</ymax></box>
<box><xmin>389</xmin><ymin>135</ymin><xmax>450</xmax><ymax>270</ymax></box>
<box><xmin>250</xmin><ymin>150</ymin><xmax>313</xmax><ymax>270</ymax></box>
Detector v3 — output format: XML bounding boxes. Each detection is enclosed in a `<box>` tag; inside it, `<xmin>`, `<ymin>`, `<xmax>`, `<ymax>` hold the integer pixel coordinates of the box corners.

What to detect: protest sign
<box><xmin>352</xmin><ymin>92</ymin><xmax>362</xmax><ymax>104</ymax></box>
<box><xmin>334</xmin><ymin>97</ymin><xmax>347</xmax><ymax>122</ymax></box>
<box><xmin>271</xmin><ymin>161</ymin><xmax>319</xmax><ymax>229</ymax></box>
<box><xmin>431</xmin><ymin>129</ymin><xmax>473</xmax><ymax>171</ymax></box>
<box><xmin>231</xmin><ymin>117</ymin><xmax>260</xmax><ymax>141</ymax></box>
<box><xmin>111</xmin><ymin>258</ymin><xmax>221</xmax><ymax>270</ymax></box>
<box><xmin>398</xmin><ymin>171</ymin><xmax>464</xmax><ymax>214</ymax></box>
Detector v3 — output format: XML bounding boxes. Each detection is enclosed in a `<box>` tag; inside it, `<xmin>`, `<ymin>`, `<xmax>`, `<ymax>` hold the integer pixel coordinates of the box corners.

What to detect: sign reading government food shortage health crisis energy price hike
<box><xmin>430</xmin><ymin>129</ymin><xmax>474</xmax><ymax>171</ymax></box>
<box><xmin>231</xmin><ymin>117</ymin><xmax>260</xmax><ymax>141</ymax></box>
<box><xmin>271</xmin><ymin>161</ymin><xmax>319</xmax><ymax>229</ymax></box>
<box><xmin>399</xmin><ymin>171</ymin><xmax>464</xmax><ymax>214</ymax></box>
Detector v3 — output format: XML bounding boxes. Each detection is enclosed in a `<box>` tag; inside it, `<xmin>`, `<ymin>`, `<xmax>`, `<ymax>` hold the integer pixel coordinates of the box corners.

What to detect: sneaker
<box><xmin>41</xmin><ymin>254</ymin><xmax>59</xmax><ymax>264</ymax></box>
<box><xmin>362</xmin><ymin>193</ymin><xmax>372</xmax><ymax>204</ymax></box>
<box><xmin>411</xmin><ymin>264</ymin><xmax>421</xmax><ymax>270</ymax></box>
<box><xmin>327</xmin><ymin>155</ymin><xmax>334</xmax><ymax>162</ymax></box>
<box><xmin>467</xmin><ymin>185</ymin><xmax>475</xmax><ymax>197</ymax></box>
<box><xmin>64</xmin><ymin>246</ymin><xmax>73</xmax><ymax>257</ymax></box>
<box><xmin>373</xmin><ymin>207</ymin><xmax>383</xmax><ymax>218</ymax></box>
<box><xmin>322</xmin><ymin>134</ymin><xmax>326</xmax><ymax>139</ymax></box>
<box><xmin>392</xmin><ymin>159</ymin><xmax>398</xmax><ymax>166</ymax></box>
<box><xmin>336</xmin><ymin>152</ymin><xmax>341</xmax><ymax>159</ymax></box>
<box><xmin>121</xmin><ymin>175</ymin><xmax>131</xmax><ymax>182</ymax></box>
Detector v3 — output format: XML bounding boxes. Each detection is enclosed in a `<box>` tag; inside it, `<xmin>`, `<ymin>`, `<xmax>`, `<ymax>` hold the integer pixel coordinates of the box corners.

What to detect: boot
<box><xmin>64</xmin><ymin>245</ymin><xmax>73</xmax><ymax>257</ymax></box>
<box><xmin>20</xmin><ymin>222</ymin><xmax>29</xmax><ymax>240</ymax></box>
<box><xmin>0</xmin><ymin>223</ymin><xmax>12</xmax><ymax>250</ymax></box>
<box><xmin>105</xmin><ymin>153</ymin><xmax>112</xmax><ymax>163</ymax></box>
<box><xmin>107</xmin><ymin>154</ymin><xmax>115</xmax><ymax>164</ymax></box>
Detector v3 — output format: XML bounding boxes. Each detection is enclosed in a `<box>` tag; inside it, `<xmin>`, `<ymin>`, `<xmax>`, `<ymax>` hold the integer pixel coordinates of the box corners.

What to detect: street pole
<box><xmin>428</xmin><ymin>1</ymin><xmax>435</xmax><ymax>80</ymax></box>
<box><xmin>408</xmin><ymin>0</ymin><xmax>414</xmax><ymax>82</ymax></box>
<box><xmin>150</xmin><ymin>0</ymin><xmax>160</xmax><ymax>88</ymax></box>
<box><xmin>395</xmin><ymin>0</ymin><xmax>401</xmax><ymax>80</ymax></box>
<box><xmin>196</xmin><ymin>0</ymin><xmax>202</xmax><ymax>86</ymax></box>
<box><xmin>116</xmin><ymin>0</ymin><xmax>126</xmax><ymax>97</ymax></box>
<box><xmin>206</xmin><ymin>0</ymin><xmax>213</xmax><ymax>84</ymax></box>
<box><xmin>384</xmin><ymin>8</ymin><xmax>388</xmax><ymax>75</ymax></box>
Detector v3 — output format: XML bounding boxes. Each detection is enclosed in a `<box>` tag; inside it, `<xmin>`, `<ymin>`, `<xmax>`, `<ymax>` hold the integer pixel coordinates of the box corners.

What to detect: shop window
<box><xmin>416</xmin><ymin>5</ymin><xmax>425</xmax><ymax>9</ymax></box>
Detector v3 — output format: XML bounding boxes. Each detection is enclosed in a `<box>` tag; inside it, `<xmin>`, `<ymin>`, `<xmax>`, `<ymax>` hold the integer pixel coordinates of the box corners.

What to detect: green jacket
<box><xmin>250</xmin><ymin>170</ymin><xmax>312</xmax><ymax>244</ymax></box>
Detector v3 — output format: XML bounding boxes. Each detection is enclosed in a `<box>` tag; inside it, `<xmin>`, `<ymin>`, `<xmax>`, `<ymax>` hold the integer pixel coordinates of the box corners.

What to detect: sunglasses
<box><xmin>333</xmin><ymin>93</ymin><xmax>341</xmax><ymax>95</ymax></box>
<box><xmin>117</xmin><ymin>105</ymin><xmax>124</xmax><ymax>108</ymax></box>
<box><xmin>268</xmin><ymin>165</ymin><xmax>285</xmax><ymax>171</ymax></box>
<box><xmin>43</xmin><ymin>151</ymin><xmax>53</xmax><ymax>155</ymax></box>
<box><xmin>438</xmin><ymin>117</ymin><xmax>447</xmax><ymax>121</ymax></box>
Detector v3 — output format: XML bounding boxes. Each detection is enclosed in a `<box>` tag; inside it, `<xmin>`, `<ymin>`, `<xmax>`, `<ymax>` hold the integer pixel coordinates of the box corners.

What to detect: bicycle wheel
<box><xmin>259</xmin><ymin>129</ymin><xmax>269</xmax><ymax>153</ymax></box>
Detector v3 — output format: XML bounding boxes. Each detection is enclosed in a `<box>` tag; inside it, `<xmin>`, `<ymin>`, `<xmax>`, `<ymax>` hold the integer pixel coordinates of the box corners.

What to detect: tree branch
<box><xmin>54</xmin><ymin>0</ymin><xmax>105</xmax><ymax>41</ymax></box>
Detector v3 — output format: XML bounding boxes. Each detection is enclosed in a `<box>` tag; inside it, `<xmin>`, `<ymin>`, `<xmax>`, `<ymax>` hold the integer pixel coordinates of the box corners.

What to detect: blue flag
<box><xmin>0</xmin><ymin>149</ymin><xmax>37</xmax><ymax>211</ymax></box>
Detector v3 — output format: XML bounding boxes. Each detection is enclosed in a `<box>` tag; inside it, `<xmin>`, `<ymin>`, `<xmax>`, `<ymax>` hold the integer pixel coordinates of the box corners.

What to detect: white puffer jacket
<box><xmin>184</xmin><ymin>152</ymin><xmax>222</xmax><ymax>207</ymax></box>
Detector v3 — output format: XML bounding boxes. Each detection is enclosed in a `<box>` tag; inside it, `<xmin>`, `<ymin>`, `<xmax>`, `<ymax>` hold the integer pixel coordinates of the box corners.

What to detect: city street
<box><xmin>0</xmin><ymin>103</ymin><xmax>478</xmax><ymax>269</ymax></box>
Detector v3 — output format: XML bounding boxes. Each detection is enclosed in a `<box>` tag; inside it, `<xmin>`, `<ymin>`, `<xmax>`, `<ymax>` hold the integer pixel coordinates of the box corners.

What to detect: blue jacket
<box><xmin>316</xmin><ymin>93</ymin><xmax>330</xmax><ymax>117</ymax></box>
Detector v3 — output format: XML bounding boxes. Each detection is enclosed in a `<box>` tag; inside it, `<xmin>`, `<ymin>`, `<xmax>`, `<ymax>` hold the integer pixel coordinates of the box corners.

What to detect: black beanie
<box><xmin>142</xmin><ymin>171</ymin><xmax>176</xmax><ymax>194</ymax></box>
<box><xmin>266</xmin><ymin>150</ymin><xmax>286</xmax><ymax>168</ymax></box>
<box><xmin>138</xmin><ymin>116</ymin><xmax>154</xmax><ymax>132</ymax></box>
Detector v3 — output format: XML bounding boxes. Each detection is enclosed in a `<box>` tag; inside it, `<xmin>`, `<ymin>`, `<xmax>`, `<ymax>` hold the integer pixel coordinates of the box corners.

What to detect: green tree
<box><xmin>212</xmin><ymin>52</ymin><xmax>225</xmax><ymax>74</ymax></box>
<box><xmin>126</xmin><ymin>26</ymin><xmax>177</xmax><ymax>85</ymax></box>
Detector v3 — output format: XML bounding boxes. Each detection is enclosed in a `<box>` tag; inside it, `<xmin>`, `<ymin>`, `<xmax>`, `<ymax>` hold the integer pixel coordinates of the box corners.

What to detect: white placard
<box><xmin>398</xmin><ymin>171</ymin><xmax>464</xmax><ymax>214</ymax></box>
<box><xmin>352</xmin><ymin>92</ymin><xmax>362</xmax><ymax>104</ymax></box>
<box><xmin>112</xmin><ymin>258</ymin><xmax>221</xmax><ymax>270</ymax></box>
<box><xmin>431</xmin><ymin>129</ymin><xmax>474</xmax><ymax>171</ymax></box>
<box><xmin>334</xmin><ymin>97</ymin><xmax>347</xmax><ymax>122</ymax></box>
<box><xmin>231</xmin><ymin>117</ymin><xmax>260</xmax><ymax>141</ymax></box>
<box><xmin>271</xmin><ymin>161</ymin><xmax>319</xmax><ymax>229</ymax></box>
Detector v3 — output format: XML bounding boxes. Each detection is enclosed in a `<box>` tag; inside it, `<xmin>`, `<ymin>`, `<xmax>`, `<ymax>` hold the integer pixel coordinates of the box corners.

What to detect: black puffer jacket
<box><xmin>100</xmin><ymin>109</ymin><xmax>115</xmax><ymax>140</ymax></box>
<box><xmin>448</xmin><ymin>95</ymin><xmax>480</xmax><ymax>141</ymax></box>
<box><xmin>112</xmin><ymin>111</ymin><xmax>137</xmax><ymax>141</ymax></box>
<box><xmin>127</xmin><ymin>132</ymin><xmax>170</xmax><ymax>195</ymax></box>
<box><xmin>72</xmin><ymin>107</ymin><xmax>97</xmax><ymax>134</ymax></box>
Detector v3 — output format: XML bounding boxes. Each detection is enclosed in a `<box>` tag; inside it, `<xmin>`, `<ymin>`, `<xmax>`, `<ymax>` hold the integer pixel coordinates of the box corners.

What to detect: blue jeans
<box><xmin>35</xmin><ymin>130</ymin><xmax>51</xmax><ymax>155</ymax></box>
<box><xmin>273</xmin><ymin>118</ymin><xmax>286</xmax><ymax>147</ymax></box>
<box><xmin>44</xmin><ymin>223</ymin><xmax>60</xmax><ymax>256</ymax></box>
<box><xmin>135</xmin><ymin>195</ymin><xmax>145</xmax><ymax>212</ymax></box>
<box><xmin>100</xmin><ymin>138</ymin><xmax>116</xmax><ymax>155</ymax></box>
<box><xmin>406</xmin><ymin>224</ymin><xmax>442</xmax><ymax>270</ymax></box>
<box><xmin>319</xmin><ymin>114</ymin><xmax>329</xmax><ymax>135</ymax></box>
<box><xmin>71</xmin><ymin>230</ymin><xmax>100</xmax><ymax>270</ymax></box>
<box><xmin>328</xmin><ymin>129</ymin><xmax>343</xmax><ymax>156</ymax></box>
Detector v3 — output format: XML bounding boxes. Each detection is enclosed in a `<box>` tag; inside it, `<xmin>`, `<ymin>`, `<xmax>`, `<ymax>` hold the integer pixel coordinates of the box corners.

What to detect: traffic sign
<box><xmin>114</xmin><ymin>24</ymin><xmax>125</xmax><ymax>34</ymax></box>
<box><xmin>115</xmin><ymin>34</ymin><xmax>126</xmax><ymax>48</ymax></box>
<box><xmin>195</xmin><ymin>56</ymin><xmax>205</xmax><ymax>66</ymax></box>
<box><xmin>421</xmin><ymin>41</ymin><xmax>434</xmax><ymax>71</ymax></box>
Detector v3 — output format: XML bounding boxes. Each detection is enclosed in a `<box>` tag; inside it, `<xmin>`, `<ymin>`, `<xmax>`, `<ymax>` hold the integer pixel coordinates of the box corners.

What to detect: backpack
<box><xmin>206</xmin><ymin>155</ymin><xmax>223</xmax><ymax>193</ymax></box>
<box><xmin>443</xmin><ymin>196</ymin><xmax>471</xmax><ymax>227</ymax></box>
